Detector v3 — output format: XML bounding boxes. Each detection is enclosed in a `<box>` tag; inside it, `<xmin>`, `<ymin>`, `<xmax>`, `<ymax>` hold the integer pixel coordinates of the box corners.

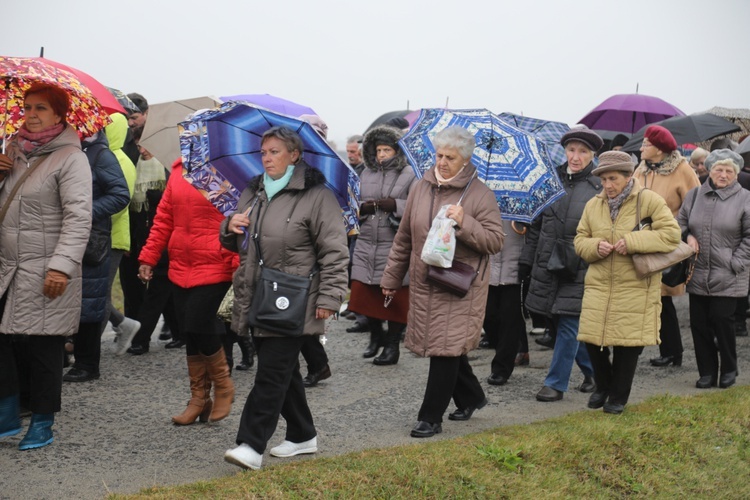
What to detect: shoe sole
<box><xmin>410</xmin><ymin>428</ymin><xmax>442</xmax><ymax>438</ymax></box>
<box><xmin>0</xmin><ymin>427</ymin><xmax>22</xmax><ymax>438</ymax></box>
<box><xmin>270</xmin><ymin>446</ymin><xmax>318</xmax><ymax>458</ymax></box>
<box><xmin>224</xmin><ymin>453</ymin><xmax>261</xmax><ymax>470</ymax></box>
<box><xmin>19</xmin><ymin>437</ymin><xmax>53</xmax><ymax>450</ymax></box>
<box><xmin>536</xmin><ymin>395</ymin><xmax>563</xmax><ymax>402</ymax></box>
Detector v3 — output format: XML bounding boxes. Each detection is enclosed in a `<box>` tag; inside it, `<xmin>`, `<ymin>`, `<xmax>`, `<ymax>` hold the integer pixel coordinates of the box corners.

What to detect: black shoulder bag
<box><xmin>247</xmin><ymin>194</ymin><xmax>318</xmax><ymax>336</ymax></box>
<box><xmin>82</xmin><ymin>145</ymin><xmax>112</xmax><ymax>266</ymax></box>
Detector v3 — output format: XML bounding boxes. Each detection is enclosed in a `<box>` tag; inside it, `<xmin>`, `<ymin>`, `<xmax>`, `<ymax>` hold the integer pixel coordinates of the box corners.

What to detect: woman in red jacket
<box><xmin>138</xmin><ymin>159</ymin><xmax>238</xmax><ymax>425</ymax></box>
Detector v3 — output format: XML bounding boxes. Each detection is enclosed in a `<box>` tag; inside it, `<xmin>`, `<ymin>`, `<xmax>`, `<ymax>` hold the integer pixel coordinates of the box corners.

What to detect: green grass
<box><xmin>111</xmin><ymin>385</ymin><xmax>750</xmax><ymax>499</ymax></box>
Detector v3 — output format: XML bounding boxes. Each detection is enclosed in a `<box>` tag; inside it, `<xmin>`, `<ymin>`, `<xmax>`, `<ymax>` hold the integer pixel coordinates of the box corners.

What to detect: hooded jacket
<box><xmin>678</xmin><ymin>181</ymin><xmax>750</xmax><ymax>298</ymax></box>
<box><xmin>220</xmin><ymin>162</ymin><xmax>349</xmax><ymax>337</ymax></box>
<box><xmin>380</xmin><ymin>165</ymin><xmax>504</xmax><ymax>357</ymax></box>
<box><xmin>0</xmin><ymin>125</ymin><xmax>92</xmax><ymax>335</ymax></box>
<box><xmin>520</xmin><ymin>162</ymin><xmax>602</xmax><ymax>316</ymax></box>
<box><xmin>351</xmin><ymin>126</ymin><xmax>417</xmax><ymax>286</ymax></box>
<box><xmin>139</xmin><ymin>160</ymin><xmax>238</xmax><ymax>288</ymax></box>
<box><xmin>575</xmin><ymin>180</ymin><xmax>681</xmax><ymax>347</ymax></box>
<box><xmin>104</xmin><ymin>113</ymin><xmax>136</xmax><ymax>251</ymax></box>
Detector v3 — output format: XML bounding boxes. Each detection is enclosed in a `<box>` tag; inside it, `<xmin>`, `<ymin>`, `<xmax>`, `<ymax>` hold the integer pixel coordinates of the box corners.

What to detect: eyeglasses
<box><xmin>641</xmin><ymin>141</ymin><xmax>653</xmax><ymax>148</ymax></box>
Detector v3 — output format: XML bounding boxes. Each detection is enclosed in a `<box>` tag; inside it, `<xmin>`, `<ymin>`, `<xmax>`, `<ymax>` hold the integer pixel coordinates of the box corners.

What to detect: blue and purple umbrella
<box><xmin>179</xmin><ymin>101</ymin><xmax>359</xmax><ymax>234</ymax></box>
<box><xmin>498</xmin><ymin>112</ymin><xmax>570</xmax><ymax>167</ymax></box>
<box><xmin>219</xmin><ymin>94</ymin><xmax>316</xmax><ymax>117</ymax></box>
<box><xmin>400</xmin><ymin>108</ymin><xmax>564</xmax><ymax>223</ymax></box>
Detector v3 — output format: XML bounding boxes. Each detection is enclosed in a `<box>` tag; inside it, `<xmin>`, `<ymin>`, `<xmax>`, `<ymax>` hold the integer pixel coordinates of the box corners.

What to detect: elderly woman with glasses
<box><xmin>677</xmin><ymin>149</ymin><xmax>750</xmax><ymax>390</ymax></box>
<box><xmin>635</xmin><ymin>125</ymin><xmax>700</xmax><ymax>369</ymax></box>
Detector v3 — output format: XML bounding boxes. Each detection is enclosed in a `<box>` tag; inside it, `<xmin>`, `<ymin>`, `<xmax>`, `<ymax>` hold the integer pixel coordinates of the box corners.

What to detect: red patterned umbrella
<box><xmin>0</xmin><ymin>56</ymin><xmax>117</xmax><ymax>149</ymax></box>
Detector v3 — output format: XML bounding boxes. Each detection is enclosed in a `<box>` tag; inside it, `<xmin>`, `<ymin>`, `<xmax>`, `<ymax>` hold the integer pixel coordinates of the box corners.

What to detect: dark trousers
<box><xmin>131</xmin><ymin>275</ymin><xmax>178</xmax><ymax>348</ymax></box>
<box><xmin>585</xmin><ymin>343</ymin><xmax>643</xmax><ymax>406</ymax></box>
<box><xmin>658</xmin><ymin>296</ymin><xmax>683</xmax><ymax>357</ymax></box>
<box><xmin>300</xmin><ymin>335</ymin><xmax>328</xmax><ymax>374</ymax></box>
<box><xmin>418</xmin><ymin>355</ymin><xmax>485</xmax><ymax>424</ymax></box>
<box><xmin>236</xmin><ymin>336</ymin><xmax>316</xmax><ymax>454</ymax></box>
<box><xmin>734</xmin><ymin>295</ymin><xmax>748</xmax><ymax>333</ymax></box>
<box><xmin>484</xmin><ymin>285</ymin><xmax>525</xmax><ymax>378</ymax></box>
<box><xmin>72</xmin><ymin>321</ymin><xmax>103</xmax><ymax>374</ymax></box>
<box><xmin>102</xmin><ymin>249</ymin><xmax>125</xmax><ymax>330</ymax></box>
<box><xmin>0</xmin><ymin>334</ymin><xmax>65</xmax><ymax>414</ymax></box>
<box><xmin>689</xmin><ymin>294</ymin><xmax>737</xmax><ymax>378</ymax></box>
<box><xmin>119</xmin><ymin>253</ymin><xmax>146</xmax><ymax>319</ymax></box>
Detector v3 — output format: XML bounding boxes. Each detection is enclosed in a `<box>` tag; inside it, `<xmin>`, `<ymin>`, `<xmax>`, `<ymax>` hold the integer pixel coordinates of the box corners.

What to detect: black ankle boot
<box><xmin>374</xmin><ymin>324</ymin><xmax>402</xmax><ymax>366</ymax></box>
<box><xmin>236</xmin><ymin>337</ymin><xmax>254</xmax><ymax>371</ymax></box>
<box><xmin>363</xmin><ymin>319</ymin><xmax>384</xmax><ymax>358</ymax></box>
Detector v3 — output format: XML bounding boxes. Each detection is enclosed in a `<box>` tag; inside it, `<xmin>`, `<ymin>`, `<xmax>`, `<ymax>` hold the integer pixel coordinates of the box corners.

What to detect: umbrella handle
<box><xmin>2</xmin><ymin>78</ymin><xmax>11</xmax><ymax>155</ymax></box>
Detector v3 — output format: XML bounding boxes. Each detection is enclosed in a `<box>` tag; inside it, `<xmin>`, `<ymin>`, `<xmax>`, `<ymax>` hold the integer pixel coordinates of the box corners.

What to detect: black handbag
<box><xmin>547</xmin><ymin>239</ymin><xmax>580</xmax><ymax>280</ymax></box>
<box><xmin>426</xmin><ymin>259</ymin><xmax>478</xmax><ymax>298</ymax></box>
<box><xmin>82</xmin><ymin>224</ymin><xmax>111</xmax><ymax>266</ymax></box>
<box><xmin>246</xmin><ymin>195</ymin><xmax>317</xmax><ymax>336</ymax></box>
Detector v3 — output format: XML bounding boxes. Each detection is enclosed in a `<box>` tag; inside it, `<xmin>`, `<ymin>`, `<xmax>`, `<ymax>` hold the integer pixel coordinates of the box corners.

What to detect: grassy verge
<box><xmin>113</xmin><ymin>385</ymin><xmax>750</xmax><ymax>499</ymax></box>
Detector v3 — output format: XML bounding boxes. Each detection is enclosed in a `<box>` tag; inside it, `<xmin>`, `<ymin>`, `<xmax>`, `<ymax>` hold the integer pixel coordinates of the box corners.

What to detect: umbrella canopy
<box><xmin>620</xmin><ymin>114</ymin><xmax>741</xmax><ymax>153</ymax></box>
<box><xmin>107</xmin><ymin>86</ymin><xmax>141</xmax><ymax>115</ymax></box>
<box><xmin>734</xmin><ymin>135</ymin><xmax>750</xmax><ymax>155</ymax></box>
<box><xmin>179</xmin><ymin>101</ymin><xmax>359</xmax><ymax>233</ymax></box>
<box><xmin>0</xmin><ymin>56</ymin><xmax>114</xmax><ymax>149</ymax></box>
<box><xmin>399</xmin><ymin>108</ymin><xmax>564</xmax><ymax>223</ymax></box>
<box><xmin>365</xmin><ymin>110</ymin><xmax>417</xmax><ymax>133</ymax></box>
<box><xmin>139</xmin><ymin>96</ymin><xmax>221</xmax><ymax>167</ymax></box>
<box><xmin>219</xmin><ymin>94</ymin><xmax>315</xmax><ymax>117</ymax></box>
<box><xmin>579</xmin><ymin>93</ymin><xmax>685</xmax><ymax>134</ymax></box>
<box><xmin>702</xmin><ymin>106</ymin><xmax>750</xmax><ymax>135</ymax></box>
<box><xmin>498</xmin><ymin>112</ymin><xmax>570</xmax><ymax>167</ymax></box>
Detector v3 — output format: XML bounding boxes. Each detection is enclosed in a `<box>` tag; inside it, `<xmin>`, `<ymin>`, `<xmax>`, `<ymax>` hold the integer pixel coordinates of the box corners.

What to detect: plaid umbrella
<box><xmin>179</xmin><ymin>101</ymin><xmax>359</xmax><ymax>234</ymax></box>
<box><xmin>0</xmin><ymin>56</ymin><xmax>113</xmax><ymax>149</ymax></box>
<box><xmin>498</xmin><ymin>112</ymin><xmax>569</xmax><ymax>167</ymax></box>
<box><xmin>400</xmin><ymin>108</ymin><xmax>564</xmax><ymax>223</ymax></box>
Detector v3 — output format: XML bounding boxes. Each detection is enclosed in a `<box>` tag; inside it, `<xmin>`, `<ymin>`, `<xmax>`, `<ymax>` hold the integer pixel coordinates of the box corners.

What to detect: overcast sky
<box><xmin>5</xmin><ymin>0</ymin><xmax>748</xmax><ymax>148</ymax></box>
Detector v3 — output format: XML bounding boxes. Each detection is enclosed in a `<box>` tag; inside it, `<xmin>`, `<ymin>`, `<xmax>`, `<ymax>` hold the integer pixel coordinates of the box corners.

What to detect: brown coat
<box><xmin>219</xmin><ymin>163</ymin><xmax>349</xmax><ymax>337</ymax></box>
<box><xmin>634</xmin><ymin>151</ymin><xmax>700</xmax><ymax>296</ymax></box>
<box><xmin>381</xmin><ymin>165</ymin><xmax>504</xmax><ymax>357</ymax></box>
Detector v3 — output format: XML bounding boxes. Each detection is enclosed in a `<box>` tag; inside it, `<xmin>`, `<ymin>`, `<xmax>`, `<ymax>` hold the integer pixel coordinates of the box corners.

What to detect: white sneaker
<box><xmin>114</xmin><ymin>318</ymin><xmax>141</xmax><ymax>355</ymax></box>
<box><xmin>224</xmin><ymin>443</ymin><xmax>262</xmax><ymax>470</ymax></box>
<box><xmin>270</xmin><ymin>437</ymin><xmax>318</xmax><ymax>458</ymax></box>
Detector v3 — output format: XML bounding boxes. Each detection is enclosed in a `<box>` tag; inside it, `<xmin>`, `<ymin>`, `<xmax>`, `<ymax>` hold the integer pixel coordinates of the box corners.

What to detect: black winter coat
<box><xmin>520</xmin><ymin>162</ymin><xmax>602</xmax><ymax>316</ymax></box>
<box><xmin>80</xmin><ymin>134</ymin><xmax>130</xmax><ymax>323</ymax></box>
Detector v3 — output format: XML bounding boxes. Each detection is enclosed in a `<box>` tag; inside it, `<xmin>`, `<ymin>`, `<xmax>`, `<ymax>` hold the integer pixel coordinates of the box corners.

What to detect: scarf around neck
<box><xmin>607</xmin><ymin>178</ymin><xmax>635</xmax><ymax>221</ymax></box>
<box><xmin>131</xmin><ymin>156</ymin><xmax>167</xmax><ymax>212</ymax></box>
<box><xmin>264</xmin><ymin>164</ymin><xmax>295</xmax><ymax>200</ymax></box>
<box><xmin>16</xmin><ymin>123</ymin><xmax>65</xmax><ymax>153</ymax></box>
<box><xmin>435</xmin><ymin>166</ymin><xmax>466</xmax><ymax>185</ymax></box>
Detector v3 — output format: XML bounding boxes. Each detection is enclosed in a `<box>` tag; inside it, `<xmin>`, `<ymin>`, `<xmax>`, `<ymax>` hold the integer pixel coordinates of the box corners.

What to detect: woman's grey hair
<box><xmin>261</xmin><ymin>126</ymin><xmax>304</xmax><ymax>162</ymax></box>
<box><xmin>432</xmin><ymin>126</ymin><xmax>476</xmax><ymax>160</ymax></box>
<box><xmin>689</xmin><ymin>147</ymin><xmax>709</xmax><ymax>166</ymax></box>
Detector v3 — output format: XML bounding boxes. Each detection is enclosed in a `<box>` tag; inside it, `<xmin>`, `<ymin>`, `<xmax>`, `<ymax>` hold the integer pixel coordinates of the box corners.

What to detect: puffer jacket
<box><xmin>80</xmin><ymin>134</ymin><xmax>130</xmax><ymax>323</ymax></box>
<box><xmin>488</xmin><ymin>220</ymin><xmax>523</xmax><ymax>286</ymax></box>
<box><xmin>104</xmin><ymin>113</ymin><xmax>136</xmax><ymax>251</ymax></box>
<box><xmin>520</xmin><ymin>162</ymin><xmax>602</xmax><ymax>316</ymax></box>
<box><xmin>0</xmin><ymin>125</ymin><xmax>92</xmax><ymax>336</ymax></box>
<box><xmin>220</xmin><ymin>162</ymin><xmax>349</xmax><ymax>337</ymax></box>
<box><xmin>575</xmin><ymin>180</ymin><xmax>681</xmax><ymax>347</ymax></box>
<box><xmin>678</xmin><ymin>181</ymin><xmax>750</xmax><ymax>298</ymax></box>
<box><xmin>381</xmin><ymin>165</ymin><xmax>504</xmax><ymax>357</ymax></box>
<box><xmin>139</xmin><ymin>160</ymin><xmax>238</xmax><ymax>288</ymax></box>
<box><xmin>351</xmin><ymin>126</ymin><xmax>417</xmax><ymax>286</ymax></box>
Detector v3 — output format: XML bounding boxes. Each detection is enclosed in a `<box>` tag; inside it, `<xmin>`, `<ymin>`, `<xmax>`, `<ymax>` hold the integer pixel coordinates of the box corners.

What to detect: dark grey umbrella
<box><xmin>621</xmin><ymin>113</ymin><xmax>741</xmax><ymax>152</ymax></box>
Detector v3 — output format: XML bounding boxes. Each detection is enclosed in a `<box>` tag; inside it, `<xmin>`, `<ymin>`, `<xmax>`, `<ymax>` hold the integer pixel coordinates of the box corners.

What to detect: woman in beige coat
<box><xmin>575</xmin><ymin>151</ymin><xmax>680</xmax><ymax>414</ymax></box>
<box><xmin>382</xmin><ymin>126</ymin><xmax>504</xmax><ymax>438</ymax></box>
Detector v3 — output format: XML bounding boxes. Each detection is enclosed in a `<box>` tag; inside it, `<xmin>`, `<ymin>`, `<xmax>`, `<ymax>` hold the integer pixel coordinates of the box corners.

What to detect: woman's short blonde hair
<box><xmin>689</xmin><ymin>147</ymin><xmax>709</xmax><ymax>167</ymax></box>
<box><xmin>432</xmin><ymin>126</ymin><xmax>476</xmax><ymax>161</ymax></box>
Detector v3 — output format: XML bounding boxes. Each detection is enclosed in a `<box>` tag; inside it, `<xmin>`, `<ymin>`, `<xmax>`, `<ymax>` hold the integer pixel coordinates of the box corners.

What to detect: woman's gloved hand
<box><xmin>376</xmin><ymin>198</ymin><xmax>397</xmax><ymax>213</ymax></box>
<box><xmin>359</xmin><ymin>200</ymin><xmax>376</xmax><ymax>216</ymax></box>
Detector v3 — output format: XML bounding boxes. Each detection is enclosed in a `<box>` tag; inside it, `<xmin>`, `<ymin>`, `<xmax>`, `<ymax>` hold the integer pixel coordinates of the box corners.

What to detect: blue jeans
<box><xmin>543</xmin><ymin>315</ymin><xmax>593</xmax><ymax>392</ymax></box>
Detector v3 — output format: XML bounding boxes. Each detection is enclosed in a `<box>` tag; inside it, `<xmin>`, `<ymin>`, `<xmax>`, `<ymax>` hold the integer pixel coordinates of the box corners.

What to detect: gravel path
<box><xmin>1</xmin><ymin>295</ymin><xmax>747</xmax><ymax>499</ymax></box>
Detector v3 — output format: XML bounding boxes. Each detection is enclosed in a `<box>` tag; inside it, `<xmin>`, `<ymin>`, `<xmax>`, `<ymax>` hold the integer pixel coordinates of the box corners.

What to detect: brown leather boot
<box><xmin>205</xmin><ymin>347</ymin><xmax>235</xmax><ymax>422</ymax></box>
<box><xmin>172</xmin><ymin>355</ymin><xmax>213</xmax><ymax>425</ymax></box>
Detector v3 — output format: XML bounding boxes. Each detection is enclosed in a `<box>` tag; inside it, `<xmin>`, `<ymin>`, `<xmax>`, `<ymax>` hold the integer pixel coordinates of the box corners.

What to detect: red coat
<box><xmin>139</xmin><ymin>160</ymin><xmax>238</xmax><ymax>288</ymax></box>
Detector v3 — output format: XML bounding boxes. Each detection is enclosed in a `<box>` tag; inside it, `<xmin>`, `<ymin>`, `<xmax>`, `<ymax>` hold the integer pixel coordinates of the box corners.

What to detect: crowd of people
<box><xmin>0</xmin><ymin>87</ymin><xmax>748</xmax><ymax>474</ymax></box>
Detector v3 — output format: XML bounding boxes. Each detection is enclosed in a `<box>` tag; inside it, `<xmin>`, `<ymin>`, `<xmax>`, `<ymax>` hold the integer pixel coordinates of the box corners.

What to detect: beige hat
<box><xmin>592</xmin><ymin>151</ymin><xmax>634</xmax><ymax>176</ymax></box>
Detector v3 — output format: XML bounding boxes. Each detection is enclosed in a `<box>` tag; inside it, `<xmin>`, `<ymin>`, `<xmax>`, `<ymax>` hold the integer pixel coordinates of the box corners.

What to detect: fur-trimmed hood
<box><xmin>362</xmin><ymin>125</ymin><xmax>409</xmax><ymax>172</ymax></box>
<box><xmin>635</xmin><ymin>150</ymin><xmax>685</xmax><ymax>176</ymax></box>
<box><xmin>247</xmin><ymin>161</ymin><xmax>327</xmax><ymax>193</ymax></box>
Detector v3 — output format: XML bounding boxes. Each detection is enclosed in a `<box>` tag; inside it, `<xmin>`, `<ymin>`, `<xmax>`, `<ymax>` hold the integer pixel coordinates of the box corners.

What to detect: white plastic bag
<box><xmin>420</xmin><ymin>205</ymin><xmax>457</xmax><ymax>268</ymax></box>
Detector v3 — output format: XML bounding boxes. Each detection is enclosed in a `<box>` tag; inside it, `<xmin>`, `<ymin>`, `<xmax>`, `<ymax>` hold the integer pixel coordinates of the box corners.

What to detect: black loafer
<box><xmin>487</xmin><ymin>373</ymin><xmax>508</xmax><ymax>386</ymax></box>
<box><xmin>165</xmin><ymin>339</ymin><xmax>186</xmax><ymax>349</ymax></box>
<box><xmin>535</xmin><ymin>333</ymin><xmax>555</xmax><ymax>349</ymax></box>
<box><xmin>536</xmin><ymin>386</ymin><xmax>563</xmax><ymax>402</ymax></box>
<box><xmin>303</xmin><ymin>364</ymin><xmax>331</xmax><ymax>387</ymax></box>
<box><xmin>63</xmin><ymin>367</ymin><xmax>100</xmax><ymax>383</ymax></box>
<box><xmin>587</xmin><ymin>391</ymin><xmax>608</xmax><ymax>409</ymax></box>
<box><xmin>719</xmin><ymin>371</ymin><xmax>736</xmax><ymax>389</ymax></box>
<box><xmin>603</xmin><ymin>402</ymin><xmax>625</xmax><ymax>415</ymax></box>
<box><xmin>695</xmin><ymin>375</ymin><xmax>717</xmax><ymax>389</ymax></box>
<box><xmin>345</xmin><ymin>323</ymin><xmax>370</xmax><ymax>333</ymax></box>
<box><xmin>478</xmin><ymin>339</ymin><xmax>491</xmax><ymax>349</ymax></box>
<box><xmin>127</xmin><ymin>344</ymin><xmax>149</xmax><ymax>355</ymax></box>
<box><xmin>578</xmin><ymin>376</ymin><xmax>596</xmax><ymax>393</ymax></box>
<box><xmin>410</xmin><ymin>421</ymin><xmax>442</xmax><ymax>438</ymax></box>
<box><xmin>650</xmin><ymin>355</ymin><xmax>682</xmax><ymax>367</ymax></box>
<box><xmin>449</xmin><ymin>398</ymin><xmax>488</xmax><ymax>421</ymax></box>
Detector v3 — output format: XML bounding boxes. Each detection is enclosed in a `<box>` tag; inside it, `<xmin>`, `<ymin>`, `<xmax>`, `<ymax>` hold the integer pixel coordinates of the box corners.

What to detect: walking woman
<box><xmin>381</xmin><ymin>126</ymin><xmax>504</xmax><ymax>438</ymax></box>
<box><xmin>677</xmin><ymin>149</ymin><xmax>750</xmax><ymax>389</ymax></box>
<box><xmin>222</xmin><ymin>127</ymin><xmax>348</xmax><ymax>470</ymax></box>
<box><xmin>0</xmin><ymin>83</ymin><xmax>92</xmax><ymax>449</ymax></box>
<box><xmin>575</xmin><ymin>151</ymin><xmax>680</xmax><ymax>414</ymax></box>
<box><xmin>635</xmin><ymin>125</ymin><xmax>700</xmax><ymax>368</ymax></box>
<box><xmin>348</xmin><ymin>125</ymin><xmax>417</xmax><ymax>365</ymax></box>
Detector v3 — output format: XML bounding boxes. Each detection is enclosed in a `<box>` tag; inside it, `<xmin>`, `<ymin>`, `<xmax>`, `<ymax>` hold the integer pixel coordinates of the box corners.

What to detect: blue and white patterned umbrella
<box><xmin>497</xmin><ymin>112</ymin><xmax>570</xmax><ymax>167</ymax></box>
<box><xmin>179</xmin><ymin>101</ymin><xmax>360</xmax><ymax>234</ymax></box>
<box><xmin>400</xmin><ymin>108</ymin><xmax>565</xmax><ymax>223</ymax></box>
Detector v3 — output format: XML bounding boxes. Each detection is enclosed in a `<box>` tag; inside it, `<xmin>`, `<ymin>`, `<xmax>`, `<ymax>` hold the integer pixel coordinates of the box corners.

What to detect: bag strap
<box><xmin>0</xmin><ymin>154</ymin><xmax>51</xmax><ymax>226</ymax></box>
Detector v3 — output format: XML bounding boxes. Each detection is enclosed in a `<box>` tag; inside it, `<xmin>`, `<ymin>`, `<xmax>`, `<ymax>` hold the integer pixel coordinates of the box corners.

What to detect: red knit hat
<box><xmin>644</xmin><ymin>125</ymin><xmax>677</xmax><ymax>153</ymax></box>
